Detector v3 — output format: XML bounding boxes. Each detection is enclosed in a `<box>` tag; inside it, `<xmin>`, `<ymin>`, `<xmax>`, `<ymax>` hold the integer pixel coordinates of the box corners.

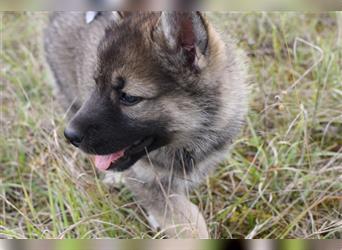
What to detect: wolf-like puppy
<box><xmin>45</xmin><ymin>12</ymin><xmax>248</xmax><ymax>238</ymax></box>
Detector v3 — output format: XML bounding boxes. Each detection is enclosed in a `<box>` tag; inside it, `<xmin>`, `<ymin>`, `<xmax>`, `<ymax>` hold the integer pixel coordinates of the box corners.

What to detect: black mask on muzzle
<box><xmin>64</xmin><ymin>89</ymin><xmax>170</xmax><ymax>171</ymax></box>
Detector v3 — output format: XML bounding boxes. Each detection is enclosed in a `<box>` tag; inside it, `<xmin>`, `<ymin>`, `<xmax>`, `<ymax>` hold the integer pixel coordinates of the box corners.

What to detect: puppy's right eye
<box><xmin>119</xmin><ymin>92</ymin><xmax>143</xmax><ymax>106</ymax></box>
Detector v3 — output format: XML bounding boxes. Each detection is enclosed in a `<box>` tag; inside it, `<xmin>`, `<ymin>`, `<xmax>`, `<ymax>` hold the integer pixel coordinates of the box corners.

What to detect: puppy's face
<box><xmin>64</xmin><ymin>12</ymin><xmax>211</xmax><ymax>171</ymax></box>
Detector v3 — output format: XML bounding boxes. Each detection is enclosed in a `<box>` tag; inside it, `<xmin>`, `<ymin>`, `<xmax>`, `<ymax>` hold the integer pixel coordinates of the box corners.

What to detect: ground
<box><xmin>0</xmin><ymin>12</ymin><xmax>341</xmax><ymax>239</ymax></box>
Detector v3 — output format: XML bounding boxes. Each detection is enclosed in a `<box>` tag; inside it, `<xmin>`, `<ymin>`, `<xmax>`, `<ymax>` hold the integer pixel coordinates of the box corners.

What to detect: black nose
<box><xmin>64</xmin><ymin>127</ymin><xmax>84</xmax><ymax>148</ymax></box>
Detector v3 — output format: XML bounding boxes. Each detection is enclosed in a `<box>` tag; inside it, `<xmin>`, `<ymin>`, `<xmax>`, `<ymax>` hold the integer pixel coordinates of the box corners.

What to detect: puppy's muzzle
<box><xmin>64</xmin><ymin>127</ymin><xmax>84</xmax><ymax>148</ymax></box>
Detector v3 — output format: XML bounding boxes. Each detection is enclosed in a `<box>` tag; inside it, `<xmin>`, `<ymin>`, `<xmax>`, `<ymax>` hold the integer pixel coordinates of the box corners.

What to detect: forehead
<box><xmin>97</xmin><ymin>14</ymin><xmax>158</xmax><ymax>74</ymax></box>
<box><xmin>95</xmin><ymin>14</ymin><xmax>176</xmax><ymax>95</ymax></box>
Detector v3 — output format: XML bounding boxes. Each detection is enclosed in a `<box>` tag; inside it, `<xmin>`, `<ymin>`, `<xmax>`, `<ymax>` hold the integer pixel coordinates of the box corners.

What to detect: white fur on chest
<box><xmin>103</xmin><ymin>143</ymin><xmax>232</xmax><ymax>190</ymax></box>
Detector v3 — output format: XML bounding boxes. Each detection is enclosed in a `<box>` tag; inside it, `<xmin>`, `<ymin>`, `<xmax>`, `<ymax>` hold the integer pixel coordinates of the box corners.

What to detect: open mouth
<box><xmin>93</xmin><ymin>137</ymin><xmax>155</xmax><ymax>172</ymax></box>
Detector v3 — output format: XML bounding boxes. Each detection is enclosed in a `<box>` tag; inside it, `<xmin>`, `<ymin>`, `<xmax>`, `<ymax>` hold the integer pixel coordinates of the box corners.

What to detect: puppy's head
<box><xmin>64</xmin><ymin>12</ymin><xmax>222</xmax><ymax>172</ymax></box>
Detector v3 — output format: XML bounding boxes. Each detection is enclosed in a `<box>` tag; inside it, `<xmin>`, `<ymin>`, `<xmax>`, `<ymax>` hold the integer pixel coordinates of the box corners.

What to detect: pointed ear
<box><xmin>154</xmin><ymin>12</ymin><xmax>208</xmax><ymax>67</ymax></box>
<box><xmin>111</xmin><ymin>11</ymin><xmax>125</xmax><ymax>22</ymax></box>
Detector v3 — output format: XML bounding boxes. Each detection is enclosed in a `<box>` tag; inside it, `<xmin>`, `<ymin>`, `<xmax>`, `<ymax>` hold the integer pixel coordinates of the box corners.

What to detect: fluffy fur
<box><xmin>44</xmin><ymin>11</ymin><xmax>249</xmax><ymax>238</ymax></box>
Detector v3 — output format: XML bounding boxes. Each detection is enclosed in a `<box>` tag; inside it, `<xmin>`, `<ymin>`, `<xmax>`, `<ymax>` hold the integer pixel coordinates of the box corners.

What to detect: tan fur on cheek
<box><xmin>159</xmin><ymin>98</ymin><xmax>204</xmax><ymax>133</ymax></box>
<box><xmin>120</xmin><ymin>100</ymin><xmax>164</xmax><ymax>121</ymax></box>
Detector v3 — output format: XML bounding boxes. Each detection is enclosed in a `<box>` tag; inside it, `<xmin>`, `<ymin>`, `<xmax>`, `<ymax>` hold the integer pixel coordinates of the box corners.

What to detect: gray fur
<box><xmin>44</xmin><ymin>12</ymin><xmax>249</xmax><ymax>238</ymax></box>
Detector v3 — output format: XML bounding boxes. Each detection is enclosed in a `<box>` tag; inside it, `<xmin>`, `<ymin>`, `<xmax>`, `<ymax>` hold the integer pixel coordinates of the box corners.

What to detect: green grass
<box><xmin>1</xmin><ymin>12</ymin><xmax>341</xmax><ymax>239</ymax></box>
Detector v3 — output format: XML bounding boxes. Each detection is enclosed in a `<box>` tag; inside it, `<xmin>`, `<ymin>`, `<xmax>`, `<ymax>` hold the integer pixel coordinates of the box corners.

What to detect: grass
<box><xmin>0</xmin><ymin>12</ymin><xmax>341</xmax><ymax>239</ymax></box>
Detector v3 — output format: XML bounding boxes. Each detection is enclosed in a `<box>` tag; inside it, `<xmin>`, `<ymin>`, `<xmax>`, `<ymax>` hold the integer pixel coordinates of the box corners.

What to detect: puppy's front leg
<box><xmin>124</xmin><ymin>170</ymin><xmax>209</xmax><ymax>239</ymax></box>
<box><xmin>148</xmin><ymin>193</ymin><xmax>209</xmax><ymax>239</ymax></box>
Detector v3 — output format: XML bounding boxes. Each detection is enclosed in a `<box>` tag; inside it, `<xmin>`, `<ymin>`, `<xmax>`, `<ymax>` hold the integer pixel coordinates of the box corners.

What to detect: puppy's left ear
<box><xmin>154</xmin><ymin>12</ymin><xmax>208</xmax><ymax>68</ymax></box>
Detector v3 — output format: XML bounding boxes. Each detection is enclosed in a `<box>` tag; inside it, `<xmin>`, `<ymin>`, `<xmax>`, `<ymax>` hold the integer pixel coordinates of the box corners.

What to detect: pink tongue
<box><xmin>94</xmin><ymin>150</ymin><xmax>125</xmax><ymax>171</ymax></box>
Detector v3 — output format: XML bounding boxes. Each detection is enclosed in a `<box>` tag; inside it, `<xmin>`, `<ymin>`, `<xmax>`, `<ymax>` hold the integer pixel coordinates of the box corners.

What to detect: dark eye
<box><xmin>119</xmin><ymin>92</ymin><xmax>142</xmax><ymax>106</ymax></box>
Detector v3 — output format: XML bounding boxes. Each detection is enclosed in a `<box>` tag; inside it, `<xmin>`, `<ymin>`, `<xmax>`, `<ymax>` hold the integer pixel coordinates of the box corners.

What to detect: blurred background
<box><xmin>1</xmin><ymin>239</ymin><xmax>342</xmax><ymax>249</ymax></box>
<box><xmin>0</xmin><ymin>0</ymin><xmax>341</xmax><ymax>10</ymax></box>
<box><xmin>0</xmin><ymin>12</ymin><xmax>341</xmax><ymax>239</ymax></box>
